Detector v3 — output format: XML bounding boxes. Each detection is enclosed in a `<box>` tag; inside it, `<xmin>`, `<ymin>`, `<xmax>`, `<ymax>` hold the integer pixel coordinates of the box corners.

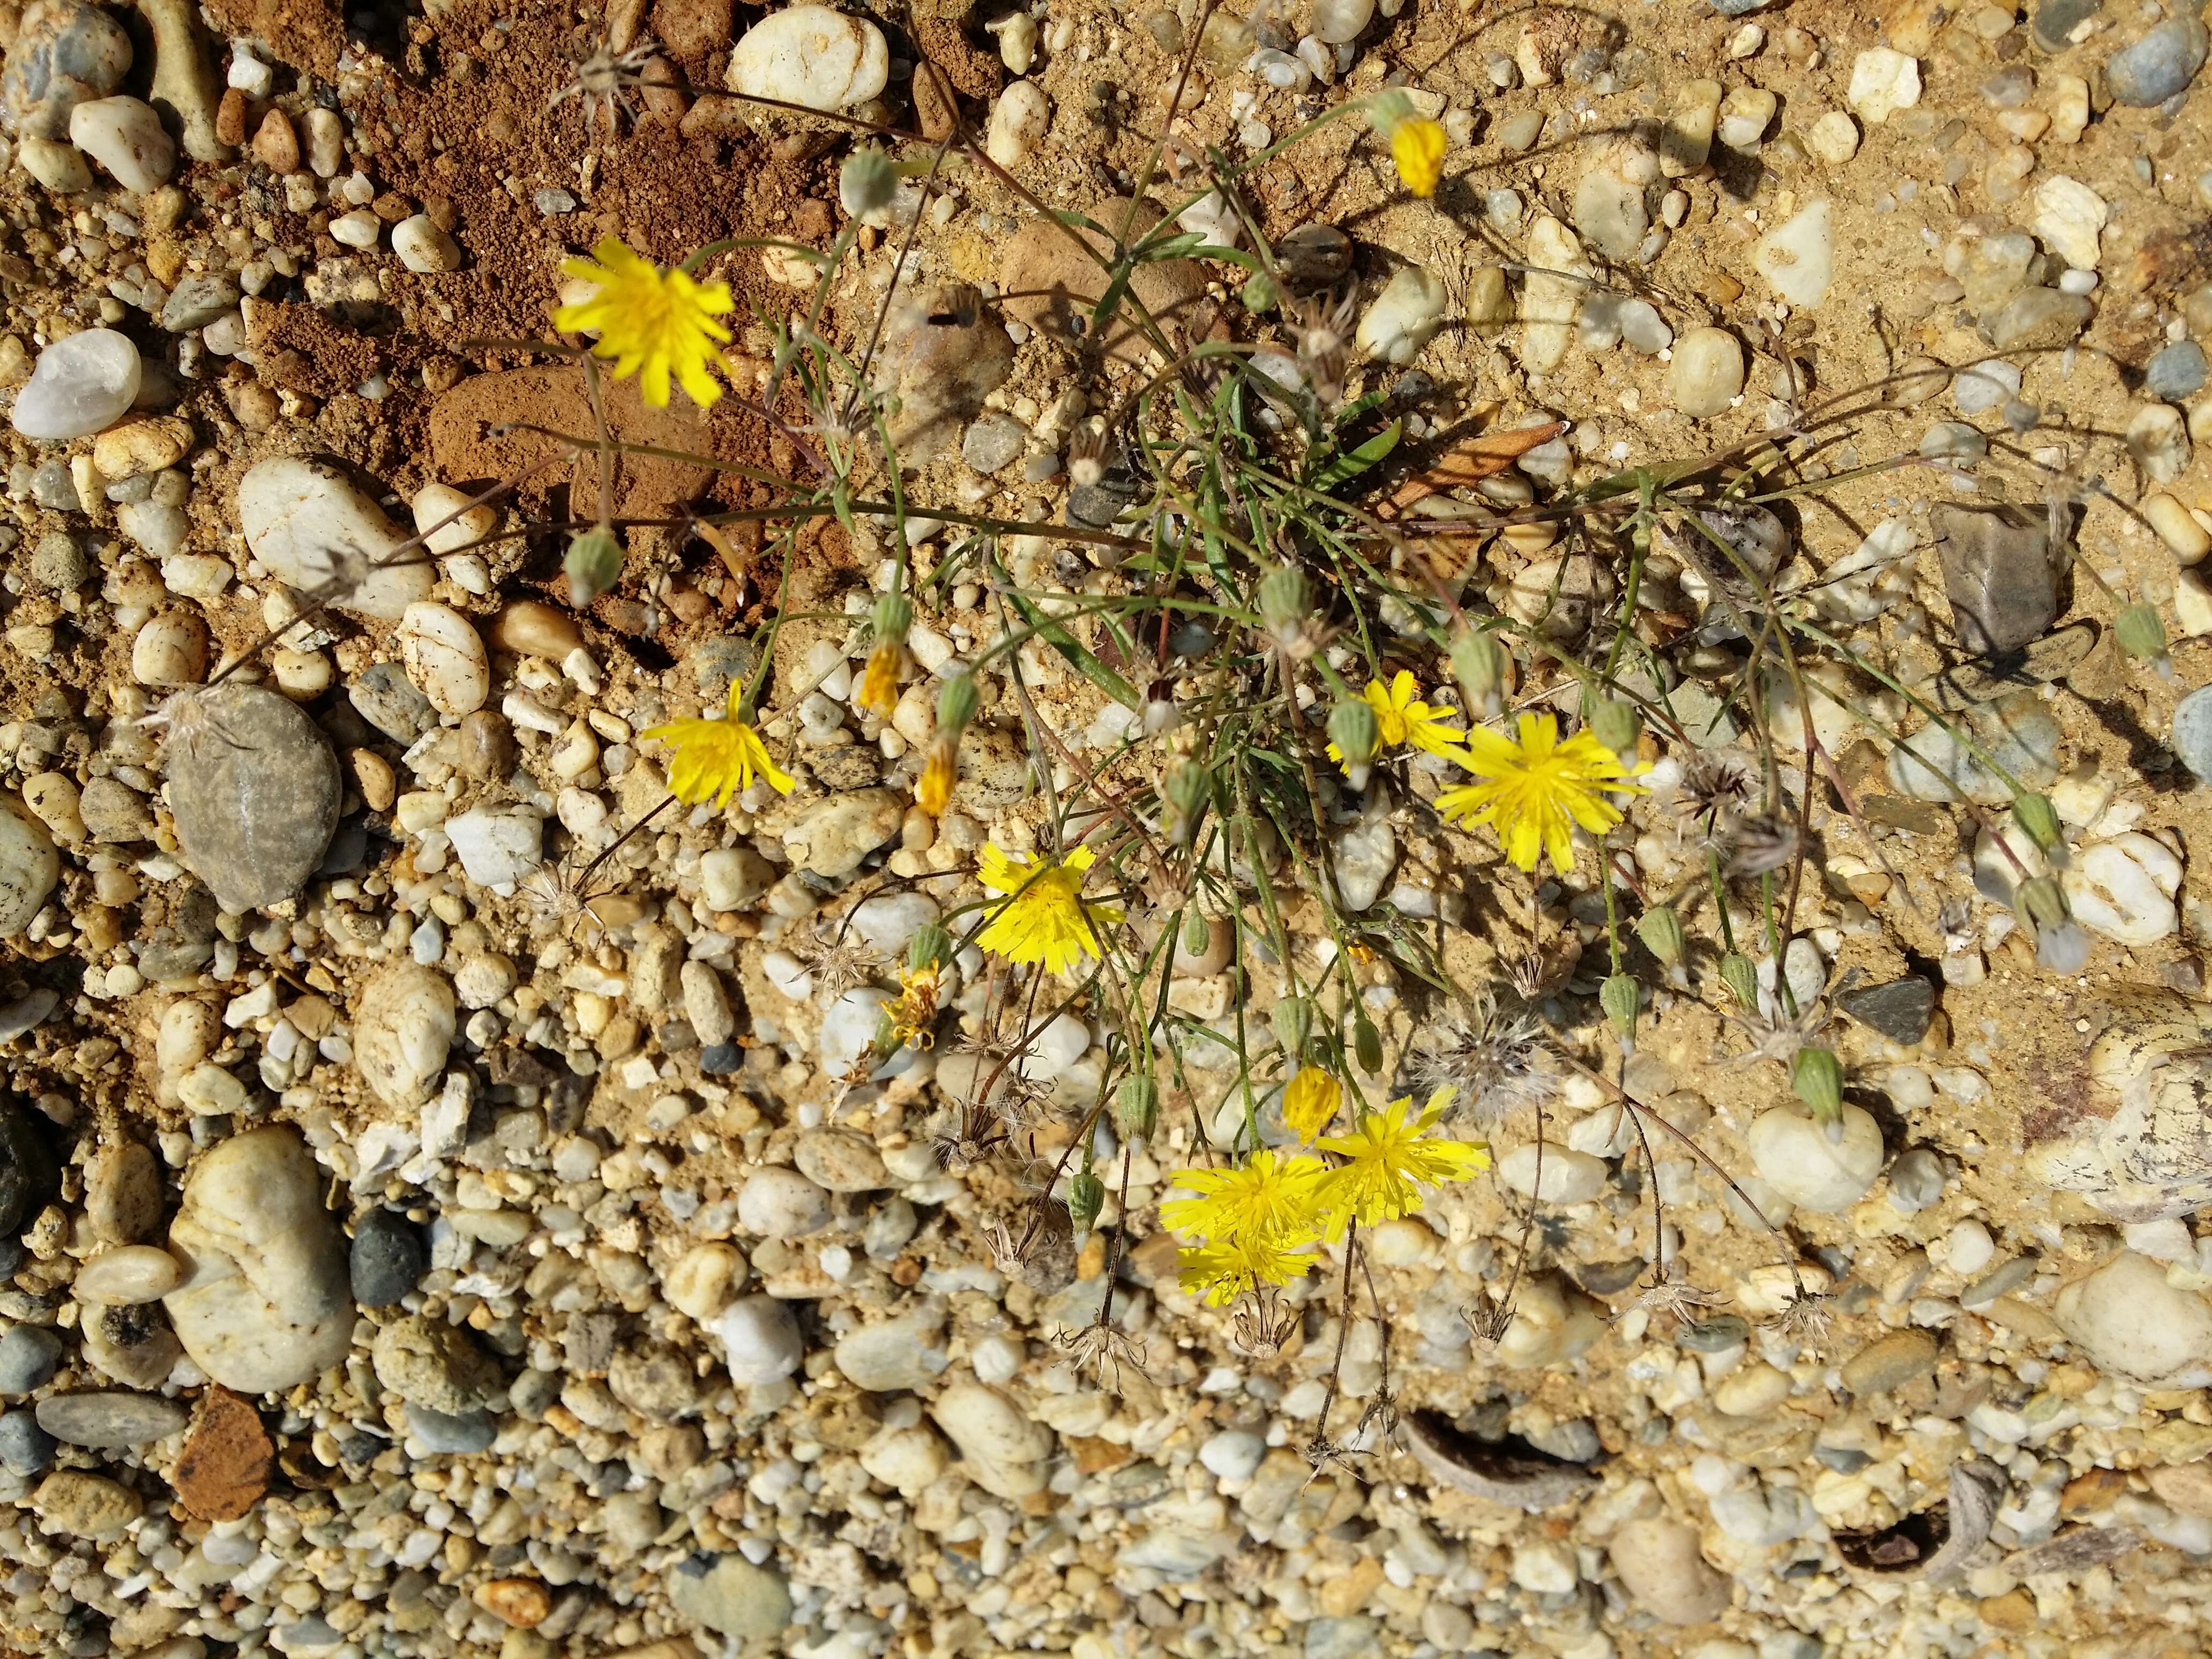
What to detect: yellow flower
<box><xmin>1162</xmin><ymin>1146</ymin><xmax>1328</xmax><ymax>1244</ymax></box>
<box><xmin>886</xmin><ymin>961</ymin><xmax>945</xmax><ymax>1050</ymax></box>
<box><xmin>1436</xmin><ymin>712</ymin><xmax>1648</xmax><ymax>876</ymax></box>
<box><xmin>1391</xmin><ymin>116</ymin><xmax>1447</xmax><ymax>197</ymax></box>
<box><xmin>917</xmin><ymin>733</ymin><xmax>958</xmax><ymax>816</ymax></box>
<box><xmin>859</xmin><ymin>642</ymin><xmax>902</xmax><ymax>717</ymax></box>
<box><xmin>551</xmin><ymin>237</ymin><xmax>734</xmax><ymax>410</ymax></box>
<box><xmin>640</xmin><ymin>683</ymin><xmax>795</xmax><ymax>809</ymax></box>
<box><xmin>975</xmin><ymin>843</ymin><xmax>1124</xmax><ymax>974</ymax></box>
<box><xmin>1325</xmin><ymin>670</ymin><xmax>1469</xmax><ymax>772</ymax></box>
<box><xmin>1282</xmin><ymin>1066</ymin><xmax>1341</xmax><ymax>1143</ymax></box>
<box><xmin>1313</xmin><ymin>1087</ymin><xmax>1489</xmax><ymax>1237</ymax></box>
<box><xmin>1177</xmin><ymin>1230</ymin><xmax>1316</xmax><ymax>1305</ymax></box>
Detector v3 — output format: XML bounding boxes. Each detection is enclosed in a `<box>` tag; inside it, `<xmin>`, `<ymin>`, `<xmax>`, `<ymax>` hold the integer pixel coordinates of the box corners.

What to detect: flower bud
<box><xmin>1328</xmin><ymin>697</ymin><xmax>1380</xmax><ymax>767</ymax></box>
<box><xmin>1634</xmin><ymin>903</ymin><xmax>1686</xmax><ymax>967</ymax></box>
<box><xmin>1790</xmin><ymin>1046</ymin><xmax>1844</xmax><ymax>1134</ymax></box>
<box><xmin>872</xmin><ymin>589</ymin><xmax>914</xmax><ymax>647</ymax></box>
<box><xmin>1719</xmin><ymin>951</ymin><xmax>1758</xmax><ymax>1011</ymax></box>
<box><xmin>936</xmin><ymin>671</ymin><xmax>979</xmax><ymax>732</ymax></box>
<box><xmin>1365</xmin><ymin>87</ymin><xmax>1416</xmax><ymax>137</ymax></box>
<box><xmin>917</xmin><ymin>733</ymin><xmax>959</xmax><ymax>816</ymax></box>
<box><xmin>1066</xmin><ymin>1168</ymin><xmax>1106</xmax><ymax>1235</ymax></box>
<box><xmin>1353</xmin><ymin>1012</ymin><xmax>1383</xmax><ymax>1075</ymax></box>
<box><xmin>1588</xmin><ymin>698</ymin><xmax>1640</xmax><ymax>757</ymax></box>
<box><xmin>1115</xmin><ymin>1075</ymin><xmax>1160</xmax><ymax>1140</ymax></box>
<box><xmin>2011</xmin><ymin>791</ymin><xmax>2064</xmax><ymax>860</ymax></box>
<box><xmin>839</xmin><ymin>146</ymin><xmax>900</xmax><ymax>216</ymax></box>
<box><xmin>1162</xmin><ymin>757</ymin><xmax>1209</xmax><ymax>845</ymax></box>
<box><xmin>1272</xmin><ymin>995</ymin><xmax>1313</xmax><ymax>1058</ymax></box>
<box><xmin>2013</xmin><ymin>873</ymin><xmax>2071</xmax><ymax>933</ymax></box>
<box><xmin>1182</xmin><ymin>907</ymin><xmax>1210</xmax><ymax>956</ymax></box>
<box><xmin>1449</xmin><ymin>627</ymin><xmax>1506</xmax><ymax>720</ymax></box>
<box><xmin>564</xmin><ymin>523</ymin><xmax>624</xmax><ymax>608</ymax></box>
<box><xmin>1600</xmin><ymin>973</ymin><xmax>1639</xmax><ymax>1044</ymax></box>
<box><xmin>908</xmin><ymin>922</ymin><xmax>951</xmax><ymax>972</ymax></box>
<box><xmin>1258</xmin><ymin>566</ymin><xmax>1309</xmax><ymax>645</ymax></box>
<box><xmin>2116</xmin><ymin>601</ymin><xmax>2170</xmax><ymax>671</ymax></box>
<box><xmin>1241</xmin><ymin>271</ymin><xmax>1279</xmax><ymax>314</ymax></box>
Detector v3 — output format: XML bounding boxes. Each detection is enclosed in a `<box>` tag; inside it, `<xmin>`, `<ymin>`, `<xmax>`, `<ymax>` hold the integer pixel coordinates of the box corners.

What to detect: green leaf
<box><xmin>1088</xmin><ymin>264</ymin><xmax>1137</xmax><ymax>342</ymax></box>
<box><xmin>1308</xmin><ymin>419</ymin><xmax>1402</xmax><ymax>491</ymax></box>
<box><xmin>1002</xmin><ymin>587</ymin><xmax>1141</xmax><ymax>710</ymax></box>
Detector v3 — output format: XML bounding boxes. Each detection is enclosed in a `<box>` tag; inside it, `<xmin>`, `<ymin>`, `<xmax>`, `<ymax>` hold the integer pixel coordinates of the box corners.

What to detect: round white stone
<box><xmin>2064</xmin><ymin>833</ymin><xmax>2181</xmax><ymax>945</ymax></box>
<box><xmin>236</xmin><ymin>457</ymin><xmax>434</xmax><ymax>620</ymax></box>
<box><xmin>1498</xmin><ymin>1144</ymin><xmax>1609</xmax><ymax>1202</ymax></box>
<box><xmin>736</xmin><ymin>1165</ymin><xmax>829</xmax><ymax>1237</ymax></box>
<box><xmin>11</xmin><ymin>328</ymin><xmax>141</xmax><ymax>440</ymax></box>
<box><xmin>726</xmin><ymin>5</ymin><xmax>890</xmax><ymax>112</ymax></box>
<box><xmin>985</xmin><ymin>79</ymin><xmax>1049</xmax><ymax>168</ymax></box>
<box><xmin>396</xmin><ymin>602</ymin><xmax>490</xmax><ymax>716</ymax></box>
<box><xmin>68</xmin><ymin>95</ymin><xmax>175</xmax><ymax>192</ymax></box>
<box><xmin>1747</xmin><ymin>1103</ymin><xmax>1884</xmax><ymax>1212</ymax></box>
<box><xmin>1669</xmin><ymin>326</ymin><xmax>1745</xmax><ymax>416</ymax></box>
<box><xmin>1199</xmin><ymin>1429</ymin><xmax>1265</xmax><ymax>1482</ymax></box>
<box><xmin>712</xmin><ymin>1294</ymin><xmax>804</xmax><ymax>1385</ymax></box>
<box><xmin>392</xmin><ymin>214</ymin><xmax>461</xmax><ymax>273</ymax></box>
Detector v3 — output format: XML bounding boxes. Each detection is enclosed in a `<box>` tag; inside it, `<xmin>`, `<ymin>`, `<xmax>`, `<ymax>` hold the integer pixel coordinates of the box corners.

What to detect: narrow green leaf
<box><xmin>1003</xmin><ymin>587</ymin><xmax>1141</xmax><ymax>709</ymax></box>
<box><xmin>1309</xmin><ymin>419</ymin><xmax>1403</xmax><ymax>491</ymax></box>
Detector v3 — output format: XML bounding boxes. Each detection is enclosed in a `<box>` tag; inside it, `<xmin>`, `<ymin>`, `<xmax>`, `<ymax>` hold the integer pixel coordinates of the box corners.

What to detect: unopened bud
<box><xmin>1242</xmin><ymin>271</ymin><xmax>1279</xmax><ymax>313</ymax></box>
<box><xmin>1634</xmin><ymin>903</ymin><xmax>1686</xmax><ymax>967</ymax></box>
<box><xmin>1600</xmin><ymin>973</ymin><xmax>1640</xmax><ymax>1044</ymax></box>
<box><xmin>1449</xmin><ymin>627</ymin><xmax>1506</xmax><ymax>720</ymax></box>
<box><xmin>1066</xmin><ymin>1168</ymin><xmax>1106</xmax><ymax>1235</ymax></box>
<box><xmin>1162</xmin><ymin>757</ymin><xmax>1209</xmax><ymax>845</ymax></box>
<box><xmin>839</xmin><ymin>146</ymin><xmax>900</xmax><ymax>216</ymax></box>
<box><xmin>1115</xmin><ymin>1075</ymin><xmax>1160</xmax><ymax>1140</ymax></box>
<box><xmin>1272</xmin><ymin>995</ymin><xmax>1313</xmax><ymax>1058</ymax></box>
<box><xmin>1588</xmin><ymin>698</ymin><xmax>1641</xmax><ymax>756</ymax></box>
<box><xmin>1258</xmin><ymin>566</ymin><xmax>1309</xmax><ymax>644</ymax></box>
<box><xmin>908</xmin><ymin>922</ymin><xmax>950</xmax><ymax>972</ymax></box>
<box><xmin>1791</xmin><ymin>1047</ymin><xmax>1844</xmax><ymax>1133</ymax></box>
<box><xmin>1328</xmin><ymin>697</ymin><xmax>1379</xmax><ymax>767</ymax></box>
<box><xmin>1719</xmin><ymin>951</ymin><xmax>1759</xmax><ymax>1012</ymax></box>
<box><xmin>872</xmin><ymin>589</ymin><xmax>914</xmax><ymax>646</ymax></box>
<box><xmin>1182</xmin><ymin>907</ymin><xmax>1210</xmax><ymax>956</ymax></box>
<box><xmin>2116</xmin><ymin>602</ymin><xmax>2170</xmax><ymax>672</ymax></box>
<box><xmin>1354</xmin><ymin>1012</ymin><xmax>1383</xmax><ymax>1074</ymax></box>
<box><xmin>2011</xmin><ymin>791</ymin><xmax>2064</xmax><ymax>860</ymax></box>
<box><xmin>2014</xmin><ymin>873</ymin><xmax>2071</xmax><ymax>933</ymax></box>
<box><xmin>564</xmin><ymin>523</ymin><xmax>624</xmax><ymax>608</ymax></box>
<box><xmin>936</xmin><ymin>671</ymin><xmax>979</xmax><ymax>732</ymax></box>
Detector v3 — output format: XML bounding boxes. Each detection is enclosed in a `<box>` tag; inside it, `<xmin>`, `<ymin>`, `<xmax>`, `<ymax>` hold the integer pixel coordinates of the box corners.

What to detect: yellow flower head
<box><xmin>887</xmin><ymin>961</ymin><xmax>945</xmax><ymax>1050</ymax></box>
<box><xmin>975</xmin><ymin>843</ymin><xmax>1125</xmax><ymax>975</ymax></box>
<box><xmin>1177</xmin><ymin>1230</ymin><xmax>1316</xmax><ymax>1305</ymax></box>
<box><xmin>640</xmin><ymin>683</ymin><xmax>796</xmax><ymax>810</ymax></box>
<box><xmin>1391</xmin><ymin>117</ymin><xmax>1447</xmax><ymax>197</ymax></box>
<box><xmin>1282</xmin><ymin>1066</ymin><xmax>1342</xmax><ymax>1144</ymax></box>
<box><xmin>1325</xmin><ymin>670</ymin><xmax>1469</xmax><ymax>773</ymax></box>
<box><xmin>1313</xmin><ymin>1087</ymin><xmax>1489</xmax><ymax>1238</ymax></box>
<box><xmin>1163</xmin><ymin>1146</ymin><xmax>1328</xmax><ymax>1244</ymax></box>
<box><xmin>551</xmin><ymin>237</ymin><xmax>735</xmax><ymax>410</ymax></box>
<box><xmin>917</xmin><ymin>733</ymin><xmax>959</xmax><ymax>816</ymax></box>
<box><xmin>859</xmin><ymin>642</ymin><xmax>903</xmax><ymax>717</ymax></box>
<box><xmin>1436</xmin><ymin>712</ymin><xmax>1648</xmax><ymax>876</ymax></box>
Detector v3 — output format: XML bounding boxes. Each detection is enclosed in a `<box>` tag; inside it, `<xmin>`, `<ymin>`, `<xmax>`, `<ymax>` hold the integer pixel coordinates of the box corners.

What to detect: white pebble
<box><xmin>1747</xmin><ymin>1104</ymin><xmax>1884</xmax><ymax>1212</ymax></box>
<box><xmin>68</xmin><ymin>96</ymin><xmax>176</xmax><ymax>192</ymax></box>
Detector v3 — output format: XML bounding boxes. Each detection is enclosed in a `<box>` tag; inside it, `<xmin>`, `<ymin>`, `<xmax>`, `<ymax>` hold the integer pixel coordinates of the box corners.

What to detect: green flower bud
<box><xmin>1588</xmin><ymin>698</ymin><xmax>1641</xmax><ymax>757</ymax></box>
<box><xmin>1634</xmin><ymin>903</ymin><xmax>1687</xmax><ymax>967</ymax></box>
<box><xmin>1328</xmin><ymin>696</ymin><xmax>1380</xmax><ymax>767</ymax></box>
<box><xmin>1241</xmin><ymin>271</ymin><xmax>1279</xmax><ymax>314</ymax></box>
<box><xmin>872</xmin><ymin>589</ymin><xmax>914</xmax><ymax>646</ymax></box>
<box><xmin>1449</xmin><ymin>627</ymin><xmax>1506</xmax><ymax>719</ymax></box>
<box><xmin>1600</xmin><ymin>973</ymin><xmax>1640</xmax><ymax>1043</ymax></box>
<box><xmin>1719</xmin><ymin>951</ymin><xmax>1759</xmax><ymax>1012</ymax></box>
<box><xmin>564</xmin><ymin>523</ymin><xmax>624</xmax><ymax>608</ymax></box>
<box><xmin>1354</xmin><ymin>1011</ymin><xmax>1383</xmax><ymax>1075</ymax></box>
<box><xmin>2116</xmin><ymin>602</ymin><xmax>2169</xmax><ymax>666</ymax></box>
<box><xmin>1066</xmin><ymin>1168</ymin><xmax>1107</xmax><ymax>1235</ymax></box>
<box><xmin>936</xmin><ymin>671</ymin><xmax>980</xmax><ymax>732</ymax></box>
<box><xmin>1115</xmin><ymin>1074</ymin><xmax>1160</xmax><ymax>1140</ymax></box>
<box><xmin>2011</xmin><ymin>792</ymin><xmax>2064</xmax><ymax>859</ymax></box>
<box><xmin>1258</xmin><ymin>566</ymin><xmax>1309</xmax><ymax>642</ymax></box>
<box><xmin>2014</xmin><ymin>873</ymin><xmax>2072</xmax><ymax>933</ymax></box>
<box><xmin>1162</xmin><ymin>757</ymin><xmax>1210</xmax><ymax>846</ymax></box>
<box><xmin>1272</xmin><ymin>995</ymin><xmax>1313</xmax><ymax>1058</ymax></box>
<box><xmin>839</xmin><ymin>145</ymin><xmax>900</xmax><ymax>216</ymax></box>
<box><xmin>907</xmin><ymin>922</ymin><xmax>951</xmax><ymax>972</ymax></box>
<box><xmin>1791</xmin><ymin>1046</ymin><xmax>1844</xmax><ymax>1131</ymax></box>
<box><xmin>1182</xmin><ymin>907</ymin><xmax>1210</xmax><ymax>955</ymax></box>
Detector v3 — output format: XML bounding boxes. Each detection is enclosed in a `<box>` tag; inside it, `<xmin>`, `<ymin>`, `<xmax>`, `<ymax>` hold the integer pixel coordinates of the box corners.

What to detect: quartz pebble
<box><xmin>2064</xmin><ymin>833</ymin><xmax>2181</xmax><ymax>944</ymax></box>
<box><xmin>397</xmin><ymin>602</ymin><xmax>491</xmax><ymax>716</ymax></box>
<box><xmin>392</xmin><ymin>214</ymin><xmax>461</xmax><ymax>272</ymax></box>
<box><xmin>2105</xmin><ymin>16</ymin><xmax>2208</xmax><ymax>107</ymax></box>
<box><xmin>835</xmin><ymin>1307</ymin><xmax>950</xmax><ymax>1391</ymax></box>
<box><xmin>162</xmin><ymin>1127</ymin><xmax>354</xmax><ymax>1394</ymax></box>
<box><xmin>985</xmin><ymin>80</ymin><xmax>1048</xmax><ymax>168</ymax></box>
<box><xmin>1</xmin><ymin>0</ymin><xmax>131</xmax><ymax>140</ymax></box>
<box><xmin>75</xmin><ymin>1244</ymin><xmax>184</xmax><ymax>1304</ymax></box>
<box><xmin>67</xmin><ymin>94</ymin><xmax>174</xmax><ymax>190</ymax></box>
<box><xmin>2053</xmin><ymin>1250</ymin><xmax>2212</xmax><ymax>1387</ymax></box>
<box><xmin>1609</xmin><ymin>1516</ymin><xmax>1731</xmax><ymax>1624</ymax></box>
<box><xmin>236</xmin><ymin>457</ymin><xmax>435</xmax><ymax>620</ymax></box>
<box><xmin>724</xmin><ymin>4</ymin><xmax>888</xmax><ymax>111</ymax></box>
<box><xmin>1847</xmin><ymin>48</ymin><xmax>1921</xmax><ymax>122</ymax></box>
<box><xmin>0</xmin><ymin>794</ymin><xmax>60</xmax><ymax>936</ymax></box>
<box><xmin>1751</xmin><ymin>200</ymin><xmax>1834</xmax><ymax>308</ymax></box>
<box><xmin>10</xmin><ymin>328</ymin><xmax>140</xmax><ymax>440</ymax></box>
<box><xmin>712</xmin><ymin>1295</ymin><xmax>804</xmax><ymax>1385</ymax></box>
<box><xmin>1498</xmin><ymin>1144</ymin><xmax>1608</xmax><ymax>1202</ymax></box>
<box><xmin>352</xmin><ymin>962</ymin><xmax>456</xmax><ymax>1108</ymax></box>
<box><xmin>34</xmin><ymin>1389</ymin><xmax>188</xmax><ymax>1447</ymax></box>
<box><xmin>1356</xmin><ymin>264</ymin><xmax>1448</xmax><ymax>364</ymax></box>
<box><xmin>2174</xmin><ymin>685</ymin><xmax>2212</xmax><ymax>783</ymax></box>
<box><xmin>737</xmin><ymin>1165</ymin><xmax>829</xmax><ymax>1237</ymax></box>
<box><xmin>1747</xmin><ymin>1103</ymin><xmax>1884</xmax><ymax>1211</ymax></box>
<box><xmin>931</xmin><ymin>1383</ymin><xmax>1053</xmax><ymax>1498</ymax></box>
<box><xmin>1669</xmin><ymin>327</ymin><xmax>1744</xmax><ymax>416</ymax></box>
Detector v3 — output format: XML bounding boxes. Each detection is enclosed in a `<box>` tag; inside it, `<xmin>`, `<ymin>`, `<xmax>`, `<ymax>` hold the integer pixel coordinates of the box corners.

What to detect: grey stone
<box><xmin>350</xmin><ymin>1208</ymin><xmax>427</xmax><ymax>1307</ymax></box>
<box><xmin>29</xmin><ymin>460</ymin><xmax>78</xmax><ymax>510</ymax></box>
<box><xmin>0</xmin><ymin>0</ymin><xmax>131</xmax><ymax>140</ymax></box>
<box><xmin>872</xmin><ymin>284</ymin><xmax>1015</xmax><ymax>465</ymax></box>
<box><xmin>1839</xmin><ymin>976</ymin><xmax>1935</xmax><ymax>1044</ymax></box>
<box><xmin>1304</xmin><ymin>1618</ymin><xmax>1381</xmax><ymax>1659</ymax></box>
<box><xmin>2174</xmin><ymin>685</ymin><xmax>2212</xmax><ymax>784</ymax></box>
<box><xmin>159</xmin><ymin>276</ymin><xmax>240</xmax><ymax>333</ymax></box>
<box><xmin>1066</xmin><ymin>467</ymin><xmax>1144</xmax><ymax>529</ymax></box>
<box><xmin>0</xmin><ymin>1096</ymin><xmax>57</xmax><ymax>1235</ymax></box>
<box><xmin>1932</xmin><ymin>502</ymin><xmax>2062</xmax><ymax>657</ymax></box>
<box><xmin>406</xmin><ymin>1403</ymin><xmax>496</xmax><ymax>1453</ymax></box>
<box><xmin>348</xmin><ymin>662</ymin><xmax>438</xmax><ymax>744</ymax></box>
<box><xmin>689</xmin><ymin>634</ymin><xmax>759</xmax><ymax>702</ymax></box>
<box><xmin>165</xmin><ymin>685</ymin><xmax>342</xmax><ymax>913</ymax></box>
<box><xmin>28</xmin><ymin>533</ymin><xmax>86</xmax><ymax>591</ymax></box>
<box><xmin>2105</xmin><ymin>17</ymin><xmax>2207</xmax><ymax>107</ymax></box>
<box><xmin>1525</xmin><ymin>1418</ymin><xmax>1603</xmax><ymax>1462</ymax></box>
<box><xmin>1887</xmin><ymin>1146</ymin><xmax>1947</xmax><ymax>1213</ymax></box>
<box><xmin>699</xmin><ymin>1041</ymin><xmax>742</xmax><ymax>1074</ymax></box>
<box><xmin>961</xmin><ymin>414</ymin><xmax>1027</xmax><ymax>475</ymax></box>
<box><xmin>2032</xmin><ymin>0</ymin><xmax>2102</xmax><ymax>51</ymax></box>
<box><xmin>371</xmin><ymin>1314</ymin><xmax>500</xmax><ymax>1414</ymax></box>
<box><xmin>79</xmin><ymin>777</ymin><xmax>152</xmax><ymax>842</ymax></box>
<box><xmin>1888</xmin><ymin>691</ymin><xmax>2063</xmax><ymax>804</ymax></box>
<box><xmin>1678</xmin><ymin>1314</ymin><xmax>1750</xmax><ymax>1352</ymax></box>
<box><xmin>0</xmin><ymin>1408</ymin><xmax>55</xmax><ymax>1474</ymax></box>
<box><xmin>0</xmin><ymin>1324</ymin><xmax>63</xmax><ymax>1394</ymax></box>
<box><xmin>668</xmin><ymin>1552</ymin><xmax>794</xmax><ymax>1639</ymax></box>
<box><xmin>1839</xmin><ymin>1329</ymin><xmax>1939</xmax><ymax>1394</ymax></box>
<box><xmin>33</xmin><ymin>1389</ymin><xmax>188</xmax><ymax>1447</ymax></box>
<box><xmin>2146</xmin><ymin>341</ymin><xmax>2209</xmax><ymax>400</ymax></box>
